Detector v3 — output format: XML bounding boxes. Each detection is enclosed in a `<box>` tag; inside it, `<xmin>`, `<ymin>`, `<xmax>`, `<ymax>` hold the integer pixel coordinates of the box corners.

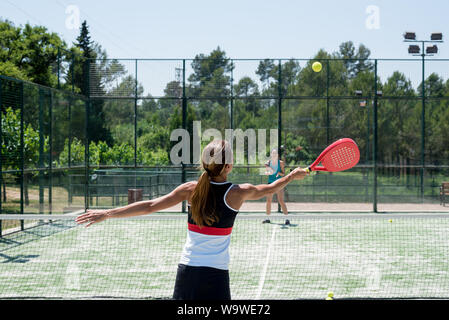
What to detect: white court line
<box><xmin>256</xmin><ymin>225</ymin><xmax>276</xmax><ymax>299</ymax></box>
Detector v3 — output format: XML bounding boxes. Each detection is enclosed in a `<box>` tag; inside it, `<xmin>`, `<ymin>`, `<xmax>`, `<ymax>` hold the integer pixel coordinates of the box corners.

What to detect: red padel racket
<box><xmin>305</xmin><ymin>138</ymin><xmax>360</xmax><ymax>173</ymax></box>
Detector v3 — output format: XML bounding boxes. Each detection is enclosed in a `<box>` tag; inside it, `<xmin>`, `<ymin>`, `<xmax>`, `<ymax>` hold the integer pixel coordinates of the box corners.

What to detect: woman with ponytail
<box><xmin>76</xmin><ymin>139</ymin><xmax>308</xmax><ymax>300</ymax></box>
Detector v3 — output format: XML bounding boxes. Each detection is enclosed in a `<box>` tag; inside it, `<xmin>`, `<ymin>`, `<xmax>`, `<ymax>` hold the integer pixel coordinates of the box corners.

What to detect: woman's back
<box><xmin>181</xmin><ymin>181</ymin><xmax>238</xmax><ymax>270</ymax></box>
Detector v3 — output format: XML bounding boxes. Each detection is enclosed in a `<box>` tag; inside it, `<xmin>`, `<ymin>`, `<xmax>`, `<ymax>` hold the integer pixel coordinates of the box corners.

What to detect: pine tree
<box><xmin>76</xmin><ymin>21</ymin><xmax>93</xmax><ymax>60</ymax></box>
<box><xmin>71</xmin><ymin>20</ymin><xmax>112</xmax><ymax>145</ymax></box>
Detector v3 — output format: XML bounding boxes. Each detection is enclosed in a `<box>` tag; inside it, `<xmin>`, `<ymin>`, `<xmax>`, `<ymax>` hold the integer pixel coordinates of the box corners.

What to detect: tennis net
<box><xmin>1</xmin><ymin>213</ymin><xmax>448</xmax><ymax>299</ymax></box>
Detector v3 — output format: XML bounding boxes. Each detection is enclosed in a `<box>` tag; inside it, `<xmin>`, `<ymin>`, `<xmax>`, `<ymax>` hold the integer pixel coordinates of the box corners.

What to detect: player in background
<box><xmin>264</xmin><ymin>148</ymin><xmax>290</xmax><ymax>225</ymax></box>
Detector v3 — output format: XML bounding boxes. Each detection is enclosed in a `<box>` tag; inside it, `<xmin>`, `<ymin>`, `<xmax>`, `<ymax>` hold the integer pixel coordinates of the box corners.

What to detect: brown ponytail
<box><xmin>190</xmin><ymin>140</ymin><xmax>233</xmax><ymax>228</ymax></box>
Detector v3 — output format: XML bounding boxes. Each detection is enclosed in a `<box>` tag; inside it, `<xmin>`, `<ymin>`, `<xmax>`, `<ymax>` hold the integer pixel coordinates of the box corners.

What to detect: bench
<box><xmin>440</xmin><ymin>182</ymin><xmax>449</xmax><ymax>206</ymax></box>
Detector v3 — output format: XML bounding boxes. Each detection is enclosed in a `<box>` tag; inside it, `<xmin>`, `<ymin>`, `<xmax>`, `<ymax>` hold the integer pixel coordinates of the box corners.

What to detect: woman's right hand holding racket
<box><xmin>289</xmin><ymin>167</ymin><xmax>309</xmax><ymax>180</ymax></box>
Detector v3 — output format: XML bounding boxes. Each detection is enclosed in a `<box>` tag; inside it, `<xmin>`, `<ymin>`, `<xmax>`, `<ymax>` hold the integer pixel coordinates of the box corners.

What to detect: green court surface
<box><xmin>1</xmin><ymin>213</ymin><xmax>448</xmax><ymax>299</ymax></box>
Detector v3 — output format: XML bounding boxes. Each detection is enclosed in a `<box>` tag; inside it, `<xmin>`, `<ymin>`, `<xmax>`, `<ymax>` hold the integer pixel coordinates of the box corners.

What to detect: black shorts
<box><xmin>172</xmin><ymin>264</ymin><xmax>231</xmax><ymax>300</ymax></box>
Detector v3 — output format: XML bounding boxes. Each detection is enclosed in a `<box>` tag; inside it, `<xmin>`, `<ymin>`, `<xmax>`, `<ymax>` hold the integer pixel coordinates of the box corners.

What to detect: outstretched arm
<box><xmin>238</xmin><ymin>167</ymin><xmax>307</xmax><ymax>201</ymax></box>
<box><xmin>76</xmin><ymin>181</ymin><xmax>196</xmax><ymax>227</ymax></box>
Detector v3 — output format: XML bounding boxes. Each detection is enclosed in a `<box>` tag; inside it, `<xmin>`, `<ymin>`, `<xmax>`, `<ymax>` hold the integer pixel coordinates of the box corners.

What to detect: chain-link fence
<box><xmin>2</xmin><ymin>57</ymin><xmax>449</xmax><ymax>234</ymax></box>
<box><xmin>0</xmin><ymin>75</ymin><xmax>88</xmax><ymax>234</ymax></box>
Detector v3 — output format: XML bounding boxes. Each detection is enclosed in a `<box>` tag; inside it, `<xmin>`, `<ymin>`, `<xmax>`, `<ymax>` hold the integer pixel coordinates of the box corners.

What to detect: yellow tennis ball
<box><xmin>312</xmin><ymin>61</ymin><xmax>322</xmax><ymax>72</ymax></box>
<box><xmin>327</xmin><ymin>291</ymin><xmax>334</xmax><ymax>298</ymax></box>
<box><xmin>389</xmin><ymin>219</ymin><xmax>392</xmax><ymax>223</ymax></box>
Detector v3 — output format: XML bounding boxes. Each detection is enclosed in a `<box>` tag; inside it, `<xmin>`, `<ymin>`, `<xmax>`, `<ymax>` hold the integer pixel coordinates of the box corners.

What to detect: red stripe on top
<box><xmin>188</xmin><ymin>223</ymin><xmax>233</xmax><ymax>236</ymax></box>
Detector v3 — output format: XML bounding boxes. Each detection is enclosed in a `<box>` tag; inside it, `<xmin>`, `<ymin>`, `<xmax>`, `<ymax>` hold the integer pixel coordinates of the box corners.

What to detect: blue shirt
<box><xmin>268</xmin><ymin>159</ymin><xmax>281</xmax><ymax>184</ymax></box>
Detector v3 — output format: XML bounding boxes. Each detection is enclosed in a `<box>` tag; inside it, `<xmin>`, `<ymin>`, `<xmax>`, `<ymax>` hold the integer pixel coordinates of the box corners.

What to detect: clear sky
<box><xmin>1</xmin><ymin>0</ymin><xmax>448</xmax><ymax>94</ymax></box>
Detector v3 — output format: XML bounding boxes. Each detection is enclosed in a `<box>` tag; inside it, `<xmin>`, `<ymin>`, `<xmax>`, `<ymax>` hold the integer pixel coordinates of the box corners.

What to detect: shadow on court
<box><xmin>0</xmin><ymin>253</ymin><xmax>40</xmax><ymax>263</ymax></box>
<box><xmin>263</xmin><ymin>222</ymin><xmax>299</xmax><ymax>229</ymax></box>
<box><xmin>0</xmin><ymin>220</ymin><xmax>75</xmax><ymax>254</ymax></box>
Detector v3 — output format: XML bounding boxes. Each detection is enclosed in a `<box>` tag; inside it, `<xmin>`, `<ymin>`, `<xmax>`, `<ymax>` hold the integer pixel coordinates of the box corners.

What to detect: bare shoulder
<box><xmin>228</xmin><ymin>183</ymin><xmax>256</xmax><ymax>197</ymax></box>
<box><xmin>226</xmin><ymin>184</ymin><xmax>254</xmax><ymax>211</ymax></box>
<box><xmin>174</xmin><ymin>181</ymin><xmax>197</xmax><ymax>199</ymax></box>
<box><xmin>234</xmin><ymin>183</ymin><xmax>255</xmax><ymax>191</ymax></box>
<box><xmin>181</xmin><ymin>181</ymin><xmax>197</xmax><ymax>193</ymax></box>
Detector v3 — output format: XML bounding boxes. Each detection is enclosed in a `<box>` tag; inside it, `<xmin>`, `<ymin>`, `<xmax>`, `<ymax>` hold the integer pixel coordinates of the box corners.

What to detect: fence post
<box><xmin>68</xmin><ymin>95</ymin><xmax>72</xmax><ymax>169</ymax></box>
<box><xmin>71</xmin><ymin>53</ymin><xmax>75</xmax><ymax>93</ymax></box>
<box><xmin>182</xmin><ymin>59</ymin><xmax>187</xmax><ymax>213</ymax></box>
<box><xmin>420</xmin><ymin>49</ymin><xmax>425</xmax><ymax>202</ymax></box>
<box><xmin>278</xmin><ymin>59</ymin><xmax>282</xmax><ymax>213</ymax></box>
<box><xmin>20</xmin><ymin>81</ymin><xmax>24</xmax><ymax>229</ymax></box>
<box><xmin>49</xmin><ymin>89</ymin><xmax>53</xmax><ymax>215</ymax></box>
<box><xmin>134</xmin><ymin>59</ymin><xmax>138</xmax><ymax>170</ymax></box>
<box><xmin>57</xmin><ymin>47</ymin><xmax>61</xmax><ymax>90</ymax></box>
<box><xmin>0</xmin><ymin>78</ymin><xmax>2</xmax><ymax>236</ymax></box>
<box><xmin>326</xmin><ymin>59</ymin><xmax>330</xmax><ymax>202</ymax></box>
<box><xmin>373</xmin><ymin>59</ymin><xmax>378</xmax><ymax>213</ymax></box>
<box><xmin>326</xmin><ymin>59</ymin><xmax>330</xmax><ymax>145</ymax></box>
<box><xmin>38</xmin><ymin>88</ymin><xmax>44</xmax><ymax>214</ymax></box>
<box><xmin>84</xmin><ymin>59</ymin><xmax>90</xmax><ymax>211</ymax></box>
<box><xmin>230</xmin><ymin>65</ymin><xmax>234</xmax><ymax>130</ymax></box>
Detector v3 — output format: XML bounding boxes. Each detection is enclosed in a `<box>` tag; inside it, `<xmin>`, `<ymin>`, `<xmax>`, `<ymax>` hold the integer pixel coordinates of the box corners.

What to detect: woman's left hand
<box><xmin>75</xmin><ymin>209</ymin><xmax>110</xmax><ymax>227</ymax></box>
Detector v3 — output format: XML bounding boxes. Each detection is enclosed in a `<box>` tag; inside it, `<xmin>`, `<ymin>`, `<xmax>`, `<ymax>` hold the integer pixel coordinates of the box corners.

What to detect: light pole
<box><xmin>403</xmin><ymin>32</ymin><xmax>443</xmax><ymax>201</ymax></box>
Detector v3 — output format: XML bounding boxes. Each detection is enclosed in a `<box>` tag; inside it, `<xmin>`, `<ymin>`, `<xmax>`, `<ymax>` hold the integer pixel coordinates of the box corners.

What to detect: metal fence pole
<box><xmin>278</xmin><ymin>59</ymin><xmax>282</xmax><ymax>213</ymax></box>
<box><xmin>68</xmin><ymin>95</ymin><xmax>72</xmax><ymax>168</ymax></box>
<box><xmin>20</xmin><ymin>81</ymin><xmax>24</xmax><ymax>228</ymax></box>
<box><xmin>421</xmin><ymin>47</ymin><xmax>425</xmax><ymax>202</ymax></box>
<box><xmin>49</xmin><ymin>89</ymin><xmax>53</xmax><ymax>215</ymax></box>
<box><xmin>134</xmin><ymin>59</ymin><xmax>138</xmax><ymax>170</ymax></box>
<box><xmin>0</xmin><ymin>78</ymin><xmax>2</xmax><ymax>236</ymax></box>
<box><xmin>84</xmin><ymin>60</ymin><xmax>90</xmax><ymax>211</ymax></box>
<box><xmin>326</xmin><ymin>60</ymin><xmax>330</xmax><ymax>202</ymax></box>
<box><xmin>373</xmin><ymin>60</ymin><xmax>378</xmax><ymax>213</ymax></box>
<box><xmin>57</xmin><ymin>48</ymin><xmax>61</xmax><ymax>90</ymax></box>
<box><xmin>326</xmin><ymin>60</ymin><xmax>330</xmax><ymax>145</ymax></box>
<box><xmin>71</xmin><ymin>54</ymin><xmax>75</xmax><ymax>93</ymax></box>
<box><xmin>38</xmin><ymin>89</ymin><xmax>44</xmax><ymax>214</ymax></box>
<box><xmin>230</xmin><ymin>66</ymin><xmax>234</xmax><ymax>130</ymax></box>
<box><xmin>182</xmin><ymin>59</ymin><xmax>186</xmax><ymax>213</ymax></box>
<box><xmin>365</xmin><ymin>93</ymin><xmax>370</xmax><ymax>203</ymax></box>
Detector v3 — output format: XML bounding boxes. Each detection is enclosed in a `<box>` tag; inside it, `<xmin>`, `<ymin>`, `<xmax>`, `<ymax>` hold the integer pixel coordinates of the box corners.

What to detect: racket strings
<box><xmin>329</xmin><ymin>145</ymin><xmax>357</xmax><ymax>169</ymax></box>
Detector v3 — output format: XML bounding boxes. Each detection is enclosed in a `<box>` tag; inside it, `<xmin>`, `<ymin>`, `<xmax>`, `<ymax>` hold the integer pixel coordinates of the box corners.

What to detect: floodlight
<box><xmin>404</xmin><ymin>32</ymin><xmax>416</xmax><ymax>40</ymax></box>
<box><xmin>431</xmin><ymin>33</ymin><xmax>443</xmax><ymax>41</ymax></box>
<box><xmin>426</xmin><ymin>45</ymin><xmax>438</xmax><ymax>54</ymax></box>
<box><xmin>408</xmin><ymin>45</ymin><xmax>420</xmax><ymax>54</ymax></box>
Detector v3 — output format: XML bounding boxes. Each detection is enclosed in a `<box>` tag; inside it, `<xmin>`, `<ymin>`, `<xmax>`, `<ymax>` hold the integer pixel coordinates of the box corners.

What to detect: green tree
<box><xmin>0</xmin><ymin>19</ymin><xmax>66</xmax><ymax>86</ymax></box>
<box><xmin>1</xmin><ymin>107</ymin><xmax>47</xmax><ymax>204</ymax></box>
<box><xmin>235</xmin><ymin>76</ymin><xmax>259</xmax><ymax>97</ymax></box>
<box><xmin>338</xmin><ymin>41</ymin><xmax>373</xmax><ymax>78</ymax></box>
<box><xmin>269</xmin><ymin>59</ymin><xmax>301</xmax><ymax>96</ymax></box>
<box><xmin>234</xmin><ymin>77</ymin><xmax>261</xmax><ymax>129</ymax></box>
<box><xmin>188</xmin><ymin>46</ymin><xmax>232</xmax><ymax>104</ymax></box>
<box><xmin>68</xmin><ymin>21</ymin><xmax>115</xmax><ymax>145</ymax></box>
<box><xmin>378</xmin><ymin>72</ymin><xmax>415</xmax><ymax>166</ymax></box>
<box><xmin>256</xmin><ymin>59</ymin><xmax>276</xmax><ymax>89</ymax></box>
<box><xmin>419</xmin><ymin>73</ymin><xmax>447</xmax><ymax>164</ymax></box>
